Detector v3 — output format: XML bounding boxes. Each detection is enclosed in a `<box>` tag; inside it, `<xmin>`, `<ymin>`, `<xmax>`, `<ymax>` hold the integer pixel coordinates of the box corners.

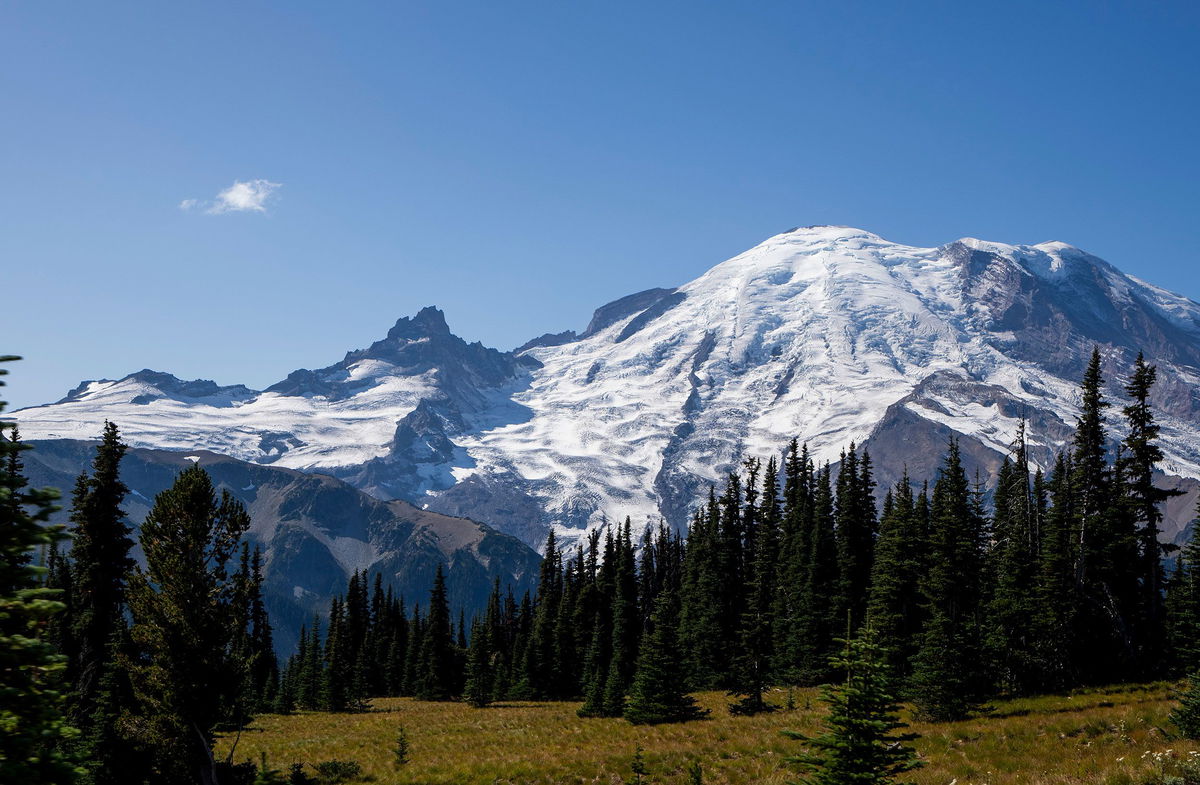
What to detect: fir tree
<box><xmin>773</xmin><ymin>444</ymin><xmax>816</xmax><ymax>683</ymax></box>
<box><xmin>1033</xmin><ymin>453</ymin><xmax>1077</xmax><ymax>689</ymax></box>
<box><xmin>125</xmin><ymin>464</ymin><xmax>252</xmax><ymax>785</ymax></box>
<box><xmin>1166</xmin><ymin>513</ymin><xmax>1200</xmax><ymax>675</ymax></box>
<box><xmin>1170</xmin><ymin>671</ymin><xmax>1200</xmax><ymax>740</ymax></box>
<box><xmin>393</xmin><ymin>726</ymin><xmax>410</xmax><ymax>768</ymax></box>
<box><xmin>835</xmin><ymin>445</ymin><xmax>876</xmax><ymax>632</ymax></box>
<box><xmin>985</xmin><ymin>427</ymin><xmax>1041</xmax><ymax>695</ymax></box>
<box><xmin>463</xmin><ymin>617</ymin><xmax>493</xmax><ymax>708</ymax></box>
<box><xmin>601</xmin><ymin>519</ymin><xmax>639</xmax><ymax>717</ymax></box>
<box><xmin>65</xmin><ymin>421</ymin><xmax>136</xmax><ymax>730</ymax></box>
<box><xmin>679</xmin><ymin>496</ymin><xmax>728</xmax><ymax>689</ymax></box>
<box><xmin>0</xmin><ymin>356</ymin><xmax>81</xmax><ymax>784</ymax></box>
<box><xmin>795</xmin><ymin>463</ymin><xmax>840</xmax><ymax>684</ymax></box>
<box><xmin>866</xmin><ymin>472</ymin><xmax>924</xmax><ymax>683</ymax></box>
<box><xmin>1121</xmin><ymin>353</ymin><xmax>1181</xmax><ymax>676</ymax></box>
<box><xmin>783</xmin><ymin>625</ymin><xmax>920</xmax><ymax>785</ymax></box>
<box><xmin>624</xmin><ymin>589</ymin><xmax>708</xmax><ymax>725</ymax></box>
<box><xmin>910</xmin><ymin>440</ymin><xmax>985</xmax><ymax>721</ymax></box>
<box><xmin>729</xmin><ymin>458</ymin><xmax>779</xmax><ymax>714</ymax></box>
<box><xmin>626</xmin><ymin>745</ymin><xmax>649</xmax><ymax>785</ymax></box>
<box><xmin>526</xmin><ymin>531</ymin><xmax>562</xmax><ymax>699</ymax></box>
<box><xmin>321</xmin><ymin>598</ymin><xmax>350</xmax><ymax>711</ymax></box>
<box><xmin>416</xmin><ymin>565</ymin><xmax>456</xmax><ymax>701</ymax></box>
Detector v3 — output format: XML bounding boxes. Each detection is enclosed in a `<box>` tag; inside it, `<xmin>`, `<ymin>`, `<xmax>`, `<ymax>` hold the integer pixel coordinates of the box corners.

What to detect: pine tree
<box><xmin>125</xmin><ymin>464</ymin><xmax>252</xmax><ymax>785</ymax></box>
<box><xmin>783</xmin><ymin>625</ymin><xmax>920</xmax><ymax>785</ymax></box>
<box><xmin>0</xmin><ymin>356</ymin><xmax>81</xmax><ymax>784</ymax></box>
<box><xmin>624</xmin><ymin>589</ymin><xmax>708</xmax><ymax>725</ymax></box>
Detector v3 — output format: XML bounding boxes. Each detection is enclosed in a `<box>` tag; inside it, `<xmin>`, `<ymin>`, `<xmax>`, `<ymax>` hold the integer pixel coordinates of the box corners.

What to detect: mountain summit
<box><xmin>17</xmin><ymin>227</ymin><xmax>1200</xmax><ymax>548</ymax></box>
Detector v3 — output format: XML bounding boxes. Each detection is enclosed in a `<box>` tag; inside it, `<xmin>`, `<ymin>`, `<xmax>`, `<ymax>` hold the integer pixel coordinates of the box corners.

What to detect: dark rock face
<box><xmin>23</xmin><ymin>439</ymin><xmax>541</xmax><ymax>655</ymax></box>
<box><xmin>56</xmin><ymin>369</ymin><xmax>257</xmax><ymax>406</ymax></box>
<box><xmin>268</xmin><ymin>306</ymin><xmax>540</xmax><ymax>402</ymax></box>
<box><xmin>582</xmin><ymin>288</ymin><xmax>678</xmax><ymax>339</ymax></box>
<box><xmin>947</xmin><ymin>242</ymin><xmax>1200</xmax><ymax>419</ymax></box>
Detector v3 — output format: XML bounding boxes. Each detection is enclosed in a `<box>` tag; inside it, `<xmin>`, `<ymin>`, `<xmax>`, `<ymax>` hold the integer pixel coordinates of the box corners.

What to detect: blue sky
<box><xmin>4</xmin><ymin>1</ymin><xmax>1199</xmax><ymax>410</ymax></box>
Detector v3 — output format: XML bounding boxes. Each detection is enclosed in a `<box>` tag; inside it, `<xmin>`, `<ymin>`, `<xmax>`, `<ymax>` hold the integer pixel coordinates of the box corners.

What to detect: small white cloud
<box><xmin>208</xmin><ymin>179</ymin><xmax>281</xmax><ymax>214</ymax></box>
<box><xmin>180</xmin><ymin>179</ymin><xmax>281</xmax><ymax>215</ymax></box>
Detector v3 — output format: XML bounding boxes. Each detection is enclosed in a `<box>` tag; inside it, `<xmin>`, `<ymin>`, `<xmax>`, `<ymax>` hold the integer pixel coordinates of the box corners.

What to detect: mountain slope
<box><xmin>16</xmin><ymin>226</ymin><xmax>1200</xmax><ymax>548</ymax></box>
<box><xmin>22</xmin><ymin>439</ymin><xmax>541</xmax><ymax>653</ymax></box>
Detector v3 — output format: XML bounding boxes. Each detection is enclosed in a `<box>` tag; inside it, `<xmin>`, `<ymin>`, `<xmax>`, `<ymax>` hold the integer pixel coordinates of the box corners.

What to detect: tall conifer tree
<box><xmin>126</xmin><ymin>465</ymin><xmax>252</xmax><ymax>785</ymax></box>
<box><xmin>0</xmin><ymin>358</ymin><xmax>81</xmax><ymax>784</ymax></box>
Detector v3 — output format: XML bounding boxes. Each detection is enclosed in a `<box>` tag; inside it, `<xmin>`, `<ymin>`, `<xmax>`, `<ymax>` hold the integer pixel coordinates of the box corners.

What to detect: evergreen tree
<box><xmin>321</xmin><ymin>598</ymin><xmax>350</xmax><ymax>711</ymax></box>
<box><xmin>1121</xmin><ymin>353</ymin><xmax>1181</xmax><ymax>676</ymax></box>
<box><xmin>65</xmin><ymin>421</ymin><xmax>136</xmax><ymax>727</ymax></box>
<box><xmin>463</xmin><ymin>617</ymin><xmax>493</xmax><ymax>708</ymax></box>
<box><xmin>835</xmin><ymin>445</ymin><xmax>876</xmax><ymax>632</ymax></box>
<box><xmin>402</xmin><ymin>605</ymin><xmax>423</xmax><ymax>698</ymax></box>
<box><xmin>679</xmin><ymin>496</ymin><xmax>727</xmax><ymax>689</ymax></box>
<box><xmin>783</xmin><ymin>625</ymin><xmax>920</xmax><ymax>785</ymax></box>
<box><xmin>729</xmin><ymin>458</ymin><xmax>780</xmax><ymax>714</ymax></box>
<box><xmin>773</xmin><ymin>444</ymin><xmax>815</xmax><ymax>683</ymax></box>
<box><xmin>416</xmin><ymin>565</ymin><xmax>456</xmax><ymax>701</ymax></box>
<box><xmin>866</xmin><ymin>472</ymin><xmax>924</xmax><ymax>682</ymax></box>
<box><xmin>602</xmin><ymin>519</ymin><xmax>640</xmax><ymax>716</ymax></box>
<box><xmin>525</xmin><ymin>531</ymin><xmax>562</xmax><ymax>699</ymax></box>
<box><xmin>0</xmin><ymin>356</ymin><xmax>81</xmax><ymax>784</ymax></box>
<box><xmin>1069</xmin><ymin>348</ymin><xmax>1140</xmax><ymax>681</ymax></box>
<box><xmin>1033</xmin><ymin>453</ymin><xmax>1077</xmax><ymax>689</ymax></box>
<box><xmin>985</xmin><ymin>427</ymin><xmax>1041</xmax><ymax>695</ymax></box>
<box><xmin>796</xmin><ymin>464</ymin><xmax>840</xmax><ymax>684</ymax></box>
<box><xmin>125</xmin><ymin>464</ymin><xmax>252</xmax><ymax>785</ymax></box>
<box><xmin>1166</xmin><ymin>513</ymin><xmax>1200</xmax><ymax>675</ymax></box>
<box><xmin>1170</xmin><ymin>671</ymin><xmax>1200</xmax><ymax>740</ymax></box>
<box><xmin>624</xmin><ymin>589</ymin><xmax>707</xmax><ymax>725</ymax></box>
<box><xmin>910</xmin><ymin>440</ymin><xmax>985</xmax><ymax>722</ymax></box>
<box><xmin>247</xmin><ymin>547</ymin><xmax>277</xmax><ymax>710</ymax></box>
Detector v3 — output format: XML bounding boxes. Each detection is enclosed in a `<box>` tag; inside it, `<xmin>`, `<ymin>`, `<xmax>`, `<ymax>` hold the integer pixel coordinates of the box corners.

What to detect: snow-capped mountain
<box><xmin>17</xmin><ymin>226</ymin><xmax>1200</xmax><ymax>549</ymax></box>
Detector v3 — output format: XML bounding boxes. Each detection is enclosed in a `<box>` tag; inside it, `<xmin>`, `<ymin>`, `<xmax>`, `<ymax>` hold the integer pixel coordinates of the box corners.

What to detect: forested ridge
<box><xmin>5</xmin><ymin>347</ymin><xmax>1200</xmax><ymax>785</ymax></box>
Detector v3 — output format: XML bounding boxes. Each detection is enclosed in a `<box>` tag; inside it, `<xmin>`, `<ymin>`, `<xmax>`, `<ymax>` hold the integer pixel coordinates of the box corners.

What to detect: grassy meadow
<box><xmin>218</xmin><ymin>684</ymin><xmax>1200</xmax><ymax>784</ymax></box>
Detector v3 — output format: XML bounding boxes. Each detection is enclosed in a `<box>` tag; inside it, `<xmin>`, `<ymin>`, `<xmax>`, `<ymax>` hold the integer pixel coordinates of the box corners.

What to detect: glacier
<box><xmin>16</xmin><ymin>226</ymin><xmax>1200</xmax><ymax>549</ymax></box>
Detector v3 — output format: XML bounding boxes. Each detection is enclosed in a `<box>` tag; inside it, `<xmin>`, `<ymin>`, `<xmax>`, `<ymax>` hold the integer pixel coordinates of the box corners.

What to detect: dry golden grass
<box><xmin>217</xmin><ymin>683</ymin><xmax>1200</xmax><ymax>784</ymax></box>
